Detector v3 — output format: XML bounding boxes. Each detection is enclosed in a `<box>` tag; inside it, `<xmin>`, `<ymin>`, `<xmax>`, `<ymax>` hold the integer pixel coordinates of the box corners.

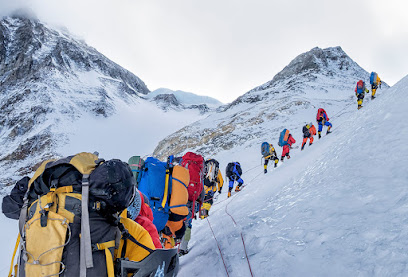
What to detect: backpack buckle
<box><xmin>92</xmin><ymin>201</ymin><xmax>101</xmax><ymax>211</ymax></box>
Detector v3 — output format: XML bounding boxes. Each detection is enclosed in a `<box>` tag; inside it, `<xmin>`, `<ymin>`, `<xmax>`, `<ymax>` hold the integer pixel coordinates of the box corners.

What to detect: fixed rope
<box><xmin>206</xmin><ymin>218</ymin><xmax>230</xmax><ymax>277</ymax></box>
<box><xmin>225</xmin><ymin>190</ymin><xmax>254</xmax><ymax>277</ymax></box>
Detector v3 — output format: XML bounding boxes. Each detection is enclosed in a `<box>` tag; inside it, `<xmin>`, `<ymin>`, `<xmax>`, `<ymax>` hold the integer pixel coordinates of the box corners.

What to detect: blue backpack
<box><xmin>356</xmin><ymin>80</ymin><xmax>365</xmax><ymax>94</ymax></box>
<box><xmin>278</xmin><ymin>129</ymin><xmax>290</xmax><ymax>147</ymax></box>
<box><xmin>370</xmin><ymin>72</ymin><xmax>377</xmax><ymax>85</ymax></box>
<box><xmin>261</xmin><ymin>142</ymin><xmax>270</xmax><ymax>157</ymax></box>
<box><xmin>138</xmin><ymin>157</ymin><xmax>171</xmax><ymax>232</ymax></box>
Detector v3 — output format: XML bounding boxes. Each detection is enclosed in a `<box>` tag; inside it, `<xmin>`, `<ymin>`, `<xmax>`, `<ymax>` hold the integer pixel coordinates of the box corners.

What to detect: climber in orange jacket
<box><xmin>301</xmin><ymin>123</ymin><xmax>316</xmax><ymax>150</ymax></box>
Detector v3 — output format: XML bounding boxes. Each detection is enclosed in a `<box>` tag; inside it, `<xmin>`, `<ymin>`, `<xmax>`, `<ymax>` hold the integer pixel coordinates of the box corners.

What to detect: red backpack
<box><xmin>181</xmin><ymin>152</ymin><xmax>204</xmax><ymax>204</ymax></box>
<box><xmin>316</xmin><ymin>108</ymin><xmax>329</xmax><ymax>121</ymax></box>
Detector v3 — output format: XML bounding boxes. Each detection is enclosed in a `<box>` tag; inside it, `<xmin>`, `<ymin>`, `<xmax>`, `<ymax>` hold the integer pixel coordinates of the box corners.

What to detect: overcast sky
<box><xmin>1</xmin><ymin>0</ymin><xmax>408</xmax><ymax>103</ymax></box>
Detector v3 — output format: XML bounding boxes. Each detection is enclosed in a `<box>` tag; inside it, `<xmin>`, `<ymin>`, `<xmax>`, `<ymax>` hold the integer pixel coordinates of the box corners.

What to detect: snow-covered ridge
<box><xmin>147</xmin><ymin>88</ymin><xmax>223</xmax><ymax>108</ymax></box>
<box><xmin>153</xmin><ymin>46</ymin><xmax>383</xmax><ymax>159</ymax></box>
<box><xmin>0</xmin><ymin>16</ymin><xmax>206</xmax><ymax>187</ymax></box>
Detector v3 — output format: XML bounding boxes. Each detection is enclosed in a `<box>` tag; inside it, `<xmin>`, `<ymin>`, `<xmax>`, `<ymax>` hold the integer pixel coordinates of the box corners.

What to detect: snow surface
<box><xmin>177</xmin><ymin>76</ymin><xmax>408</xmax><ymax>276</ymax></box>
<box><xmin>147</xmin><ymin>88</ymin><xmax>223</xmax><ymax>108</ymax></box>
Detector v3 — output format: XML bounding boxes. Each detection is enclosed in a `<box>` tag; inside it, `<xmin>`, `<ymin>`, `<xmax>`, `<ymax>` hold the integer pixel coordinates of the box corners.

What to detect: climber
<box><xmin>201</xmin><ymin>159</ymin><xmax>223</xmax><ymax>218</ymax></box>
<box><xmin>301</xmin><ymin>122</ymin><xmax>316</xmax><ymax>150</ymax></box>
<box><xmin>280</xmin><ymin>132</ymin><xmax>296</xmax><ymax>161</ymax></box>
<box><xmin>369</xmin><ymin>72</ymin><xmax>382</xmax><ymax>99</ymax></box>
<box><xmin>355</xmin><ymin>80</ymin><xmax>370</xmax><ymax>110</ymax></box>
<box><xmin>316</xmin><ymin>108</ymin><xmax>332</xmax><ymax>137</ymax></box>
<box><xmin>225</xmin><ymin>162</ymin><xmax>244</xmax><ymax>197</ymax></box>
<box><xmin>261</xmin><ymin>142</ymin><xmax>279</xmax><ymax>173</ymax></box>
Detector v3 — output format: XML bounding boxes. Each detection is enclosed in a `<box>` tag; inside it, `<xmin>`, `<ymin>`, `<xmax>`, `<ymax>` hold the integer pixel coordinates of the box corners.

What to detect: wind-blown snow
<box><xmin>178</xmin><ymin>76</ymin><xmax>408</xmax><ymax>276</ymax></box>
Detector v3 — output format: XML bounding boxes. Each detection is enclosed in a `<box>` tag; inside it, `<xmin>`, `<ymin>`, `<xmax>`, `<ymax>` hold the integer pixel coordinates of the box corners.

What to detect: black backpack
<box><xmin>11</xmin><ymin>152</ymin><xmax>136</xmax><ymax>277</ymax></box>
<box><xmin>226</xmin><ymin>162</ymin><xmax>242</xmax><ymax>178</ymax></box>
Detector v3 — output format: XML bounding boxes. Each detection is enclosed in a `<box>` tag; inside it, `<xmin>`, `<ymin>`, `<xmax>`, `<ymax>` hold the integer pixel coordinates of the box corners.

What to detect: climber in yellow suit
<box><xmin>369</xmin><ymin>72</ymin><xmax>382</xmax><ymax>99</ymax></box>
<box><xmin>201</xmin><ymin>159</ymin><xmax>224</xmax><ymax>219</ymax></box>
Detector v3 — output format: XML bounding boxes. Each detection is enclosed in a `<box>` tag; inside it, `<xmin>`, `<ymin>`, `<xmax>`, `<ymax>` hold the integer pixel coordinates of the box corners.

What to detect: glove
<box><xmin>218</xmin><ymin>188</ymin><xmax>222</xmax><ymax>194</ymax></box>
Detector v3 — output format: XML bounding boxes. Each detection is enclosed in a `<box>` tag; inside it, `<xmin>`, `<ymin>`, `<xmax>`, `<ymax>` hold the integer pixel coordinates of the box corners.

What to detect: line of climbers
<box><xmin>355</xmin><ymin>71</ymin><xmax>382</xmax><ymax>110</ymax></box>
<box><xmin>261</xmin><ymin>108</ymin><xmax>332</xmax><ymax>173</ymax></box>
<box><xmin>1</xmin><ymin>150</ymin><xmax>246</xmax><ymax>276</ymax></box>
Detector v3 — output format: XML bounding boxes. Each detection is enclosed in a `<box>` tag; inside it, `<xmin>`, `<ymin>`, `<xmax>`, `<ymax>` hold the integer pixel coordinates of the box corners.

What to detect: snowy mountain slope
<box><xmin>147</xmin><ymin>88</ymin><xmax>223</xmax><ymax>108</ymax></box>
<box><xmin>178</xmin><ymin>76</ymin><xmax>408</xmax><ymax>276</ymax></box>
<box><xmin>153</xmin><ymin>46</ymin><xmax>388</xmax><ymax>160</ymax></box>
<box><xmin>0</xmin><ymin>16</ymin><xmax>206</xmax><ymax>187</ymax></box>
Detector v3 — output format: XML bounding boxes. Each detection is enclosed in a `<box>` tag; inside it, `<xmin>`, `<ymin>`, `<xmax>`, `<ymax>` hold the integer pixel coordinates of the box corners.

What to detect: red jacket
<box><xmin>135</xmin><ymin>191</ymin><xmax>162</xmax><ymax>248</ymax></box>
<box><xmin>288</xmin><ymin>134</ymin><xmax>296</xmax><ymax>146</ymax></box>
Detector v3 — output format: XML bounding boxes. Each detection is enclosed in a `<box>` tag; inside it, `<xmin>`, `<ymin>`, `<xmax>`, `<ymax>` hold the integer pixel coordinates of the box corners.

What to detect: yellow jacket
<box><xmin>204</xmin><ymin>171</ymin><xmax>224</xmax><ymax>194</ymax></box>
<box><xmin>264</xmin><ymin>145</ymin><xmax>278</xmax><ymax>160</ymax></box>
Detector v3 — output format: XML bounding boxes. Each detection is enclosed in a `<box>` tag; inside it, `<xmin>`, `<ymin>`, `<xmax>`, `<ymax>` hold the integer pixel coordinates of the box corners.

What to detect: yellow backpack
<box><xmin>9</xmin><ymin>152</ymin><xmax>136</xmax><ymax>277</ymax></box>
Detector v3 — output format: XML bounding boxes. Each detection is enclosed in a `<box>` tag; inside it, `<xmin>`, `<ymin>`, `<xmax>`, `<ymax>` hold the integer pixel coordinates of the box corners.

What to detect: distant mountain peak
<box><xmin>147</xmin><ymin>88</ymin><xmax>222</xmax><ymax>112</ymax></box>
<box><xmin>256</xmin><ymin>46</ymin><xmax>358</xmax><ymax>91</ymax></box>
<box><xmin>153</xmin><ymin>46</ymin><xmax>371</xmax><ymax>159</ymax></box>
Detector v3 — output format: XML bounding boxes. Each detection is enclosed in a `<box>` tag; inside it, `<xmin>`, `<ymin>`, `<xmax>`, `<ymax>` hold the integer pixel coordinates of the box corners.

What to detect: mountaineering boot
<box><xmin>358</xmin><ymin>105</ymin><xmax>362</xmax><ymax>110</ymax></box>
<box><xmin>318</xmin><ymin>132</ymin><xmax>321</xmax><ymax>139</ymax></box>
<box><xmin>264</xmin><ymin>168</ymin><xmax>267</xmax><ymax>174</ymax></box>
<box><xmin>301</xmin><ymin>143</ymin><xmax>305</xmax><ymax>151</ymax></box>
<box><xmin>281</xmin><ymin>156</ymin><xmax>284</xmax><ymax>162</ymax></box>
<box><xmin>287</xmin><ymin>155</ymin><xmax>291</xmax><ymax>160</ymax></box>
<box><xmin>326</xmin><ymin>126</ymin><xmax>332</xmax><ymax>135</ymax></box>
<box><xmin>179</xmin><ymin>249</ymin><xmax>189</xmax><ymax>257</ymax></box>
<box><xmin>228</xmin><ymin>191</ymin><xmax>231</xmax><ymax>198</ymax></box>
<box><xmin>235</xmin><ymin>185</ymin><xmax>241</xmax><ymax>192</ymax></box>
<box><xmin>200</xmin><ymin>209</ymin><xmax>209</xmax><ymax>219</ymax></box>
<box><xmin>274</xmin><ymin>163</ymin><xmax>277</xmax><ymax>168</ymax></box>
<box><xmin>309</xmin><ymin>142</ymin><xmax>313</xmax><ymax>146</ymax></box>
<box><xmin>371</xmin><ymin>95</ymin><xmax>376</xmax><ymax>100</ymax></box>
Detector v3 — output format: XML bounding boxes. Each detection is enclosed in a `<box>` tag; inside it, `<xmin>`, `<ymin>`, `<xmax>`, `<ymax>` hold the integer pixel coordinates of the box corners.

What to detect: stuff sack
<box><xmin>2</xmin><ymin>176</ymin><xmax>29</xmax><ymax>220</ymax></box>
<box><xmin>166</xmin><ymin>165</ymin><xmax>189</xmax><ymax>236</ymax></box>
<box><xmin>278</xmin><ymin>129</ymin><xmax>290</xmax><ymax>147</ymax></box>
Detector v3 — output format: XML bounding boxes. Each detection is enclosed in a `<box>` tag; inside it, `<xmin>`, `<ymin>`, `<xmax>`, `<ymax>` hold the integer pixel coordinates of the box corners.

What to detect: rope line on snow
<box><xmin>243</xmin><ymin>164</ymin><xmax>261</xmax><ymax>175</ymax></box>
<box><xmin>225</xmin><ymin>194</ymin><xmax>254</xmax><ymax>277</ymax></box>
<box><xmin>240</xmin><ymin>233</ymin><xmax>254</xmax><ymax>277</ymax></box>
<box><xmin>206</xmin><ymin>218</ymin><xmax>230</xmax><ymax>277</ymax></box>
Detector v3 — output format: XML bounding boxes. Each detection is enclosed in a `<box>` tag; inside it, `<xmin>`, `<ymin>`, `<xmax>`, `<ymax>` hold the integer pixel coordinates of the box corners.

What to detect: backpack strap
<box><xmin>172</xmin><ymin>177</ymin><xmax>188</xmax><ymax>189</ymax></box>
<box><xmin>80</xmin><ymin>174</ymin><xmax>94</xmax><ymax>277</ymax></box>
<box><xmin>161</xmin><ymin>164</ymin><xmax>171</xmax><ymax>208</ymax></box>
<box><xmin>8</xmin><ymin>234</ymin><xmax>20</xmax><ymax>277</ymax></box>
<box><xmin>94</xmin><ymin>240</ymin><xmax>116</xmax><ymax>277</ymax></box>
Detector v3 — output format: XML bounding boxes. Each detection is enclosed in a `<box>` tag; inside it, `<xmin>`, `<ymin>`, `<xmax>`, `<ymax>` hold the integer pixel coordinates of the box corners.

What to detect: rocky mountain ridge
<box><xmin>153</xmin><ymin>46</ymin><xmax>386</xmax><ymax>159</ymax></box>
<box><xmin>0</xmin><ymin>16</ymin><xmax>210</xmax><ymax>186</ymax></box>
